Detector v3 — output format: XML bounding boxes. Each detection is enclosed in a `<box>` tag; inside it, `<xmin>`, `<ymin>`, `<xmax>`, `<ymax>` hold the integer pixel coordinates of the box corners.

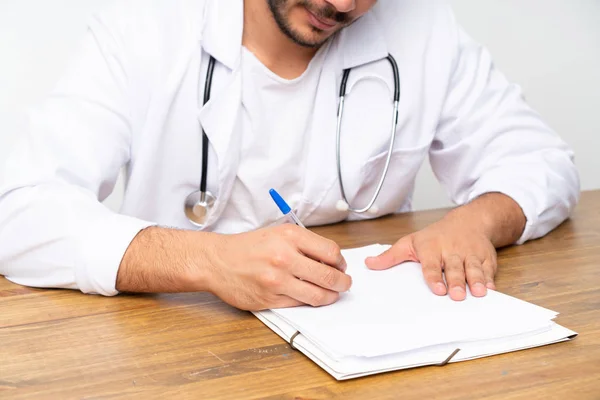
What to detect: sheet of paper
<box><xmin>254</xmin><ymin>311</ymin><xmax>576</xmax><ymax>380</ymax></box>
<box><xmin>271</xmin><ymin>244</ymin><xmax>559</xmax><ymax>359</ymax></box>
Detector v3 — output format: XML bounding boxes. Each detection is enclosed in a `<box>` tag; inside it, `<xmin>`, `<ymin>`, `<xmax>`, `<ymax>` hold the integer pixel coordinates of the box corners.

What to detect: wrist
<box><xmin>181</xmin><ymin>231</ymin><xmax>224</xmax><ymax>293</ymax></box>
<box><xmin>116</xmin><ymin>226</ymin><xmax>224</xmax><ymax>293</ymax></box>
<box><xmin>445</xmin><ymin>193</ymin><xmax>526</xmax><ymax>247</ymax></box>
<box><xmin>445</xmin><ymin>202</ymin><xmax>495</xmax><ymax>239</ymax></box>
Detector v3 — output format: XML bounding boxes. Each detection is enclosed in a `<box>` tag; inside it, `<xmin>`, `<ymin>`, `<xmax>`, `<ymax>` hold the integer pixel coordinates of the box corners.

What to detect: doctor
<box><xmin>0</xmin><ymin>0</ymin><xmax>579</xmax><ymax>309</ymax></box>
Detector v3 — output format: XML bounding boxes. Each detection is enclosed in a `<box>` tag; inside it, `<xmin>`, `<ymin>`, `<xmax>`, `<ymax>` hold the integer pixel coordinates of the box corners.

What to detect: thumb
<box><xmin>365</xmin><ymin>236</ymin><xmax>417</xmax><ymax>271</ymax></box>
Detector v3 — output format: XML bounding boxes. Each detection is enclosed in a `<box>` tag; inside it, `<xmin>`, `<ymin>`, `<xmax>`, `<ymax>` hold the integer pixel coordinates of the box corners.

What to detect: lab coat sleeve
<box><xmin>0</xmin><ymin>8</ymin><xmax>156</xmax><ymax>295</ymax></box>
<box><xmin>429</xmin><ymin>9</ymin><xmax>580</xmax><ymax>244</ymax></box>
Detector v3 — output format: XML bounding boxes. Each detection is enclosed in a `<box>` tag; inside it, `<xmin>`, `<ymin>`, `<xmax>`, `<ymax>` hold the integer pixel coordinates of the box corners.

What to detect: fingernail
<box><xmin>434</xmin><ymin>282</ymin><xmax>447</xmax><ymax>295</ymax></box>
<box><xmin>486</xmin><ymin>282</ymin><xmax>496</xmax><ymax>290</ymax></box>
<box><xmin>472</xmin><ymin>282</ymin><xmax>486</xmax><ymax>296</ymax></box>
<box><xmin>450</xmin><ymin>286</ymin><xmax>466</xmax><ymax>300</ymax></box>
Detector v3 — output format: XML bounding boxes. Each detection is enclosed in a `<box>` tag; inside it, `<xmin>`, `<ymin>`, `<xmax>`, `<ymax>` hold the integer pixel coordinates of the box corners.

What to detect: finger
<box><xmin>444</xmin><ymin>254</ymin><xmax>466</xmax><ymax>301</ymax></box>
<box><xmin>365</xmin><ymin>236</ymin><xmax>417</xmax><ymax>271</ymax></box>
<box><xmin>482</xmin><ymin>259</ymin><xmax>496</xmax><ymax>290</ymax></box>
<box><xmin>421</xmin><ymin>256</ymin><xmax>446</xmax><ymax>296</ymax></box>
<box><xmin>291</xmin><ymin>254</ymin><xmax>352</xmax><ymax>293</ymax></box>
<box><xmin>270</xmin><ymin>295</ymin><xmax>305</xmax><ymax>309</ymax></box>
<box><xmin>282</xmin><ymin>277</ymin><xmax>340</xmax><ymax>307</ymax></box>
<box><xmin>464</xmin><ymin>255</ymin><xmax>487</xmax><ymax>297</ymax></box>
<box><xmin>284</xmin><ymin>226</ymin><xmax>347</xmax><ymax>272</ymax></box>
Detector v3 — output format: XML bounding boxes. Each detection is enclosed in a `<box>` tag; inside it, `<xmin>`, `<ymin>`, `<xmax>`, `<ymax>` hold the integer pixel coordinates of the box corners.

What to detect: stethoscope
<box><xmin>185</xmin><ymin>53</ymin><xmax>400</xmax><ymax>228</ymax></box>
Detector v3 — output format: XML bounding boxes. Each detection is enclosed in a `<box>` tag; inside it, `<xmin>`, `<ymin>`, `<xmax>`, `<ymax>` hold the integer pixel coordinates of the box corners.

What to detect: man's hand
<box><xmin>365</xmin><ymin>217</ymin><xmax>497</xmax><ymax>300</ymax></box>
<box><xmin>207</xmin><ymin>224</ymin><xmax>352</xmax><ymax>310</ymax></box>
<box><xmin>364</xmin><ymin>193</ymin><xmax>526</xmax><ymax>301</ymax></box>
<box><xmin>117</xmin><ymin>224</ymin><xmax>352</xmax><ymax>311</ymax></box>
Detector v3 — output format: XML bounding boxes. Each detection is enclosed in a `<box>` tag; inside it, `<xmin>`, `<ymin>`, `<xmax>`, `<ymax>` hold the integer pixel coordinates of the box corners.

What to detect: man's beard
<box><xmin>266</xmin><ymin>0</ymin><xmax>352</xmax><ymax>48</ymax></box>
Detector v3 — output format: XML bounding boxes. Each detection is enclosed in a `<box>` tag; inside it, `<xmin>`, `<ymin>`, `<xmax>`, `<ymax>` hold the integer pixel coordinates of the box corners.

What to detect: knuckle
<box><xmin>322</xmin><ymin>268</ymin><xmax>338</xmax><ymax>287</ymax></box>
<box><xmin>280</xmin><ymin>225</ymin><xmax>298</xmax><ymax>240</ymax></box>
<box><xmin>486</xmin><ymin>261</ymin><xmax>498</xmax><ymax>276</ymax></box>
<box><xmin>445</xmin><ymin>253</ymin><xmax>463</xmax><ymax>264</ymax></box>
<box><xmin>309</xmin><ymin>291</ymin><xmax>326</xmax><ymax>306</ymax></box>
<box><xmin>324</xmin><ymin>292</ymin><xmax>339</xmax><ymax>306</ymax></box>
<box><xmin>465</xmin><ymin>257</ymin><xmax>481</xmax><ymax>271</ymax></box>
<box><xmin>490</xmin><ymin>256</ymin><xmax>498</xmax><ymax>271</ymax></box>
<box><xmin>423</xmin><ymin>268</ymin><xmax>440</xmax><ymax>280</ymax></box>
<box><xmin>326</xmin><ymin>241</ymin><xmax>342</xmax><ymax>259</ymax></box>
<box><xmin>465</xmin><ymin>254</ymin><xmax>480</xmax><ymax>264</ymax></box>
<box><xmin>260</xmin><ymin>270</ymin><xmax>282</xmax><ymax>290</ymax></box>
<box><xmin>422</xmin><ymin>260</ymin><xmax>441</xmax><ymax>273</ymax></box>
<box><xmin>327</xmin><ymin>239</ymin><xmax>341</xmax><ymax>256</ymax></box>
<box><xmin>271</xmin><ymin>251</ymin><xmax>291</xmax><ymax>269</ymax></box>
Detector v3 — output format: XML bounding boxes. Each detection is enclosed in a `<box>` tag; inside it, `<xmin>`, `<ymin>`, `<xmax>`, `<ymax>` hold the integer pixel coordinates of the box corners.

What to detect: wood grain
<box><xmin>1</xmin><ymin>191</ymin><xmax>600</xmax><ymax>399</ymax></box>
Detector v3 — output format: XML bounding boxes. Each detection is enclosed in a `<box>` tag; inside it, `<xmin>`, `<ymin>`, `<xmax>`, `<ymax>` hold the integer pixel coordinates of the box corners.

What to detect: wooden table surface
<box><xmin>1</xmin><ymin>191</ymin><xmax>599</xmax><ymax>400</ymax></box>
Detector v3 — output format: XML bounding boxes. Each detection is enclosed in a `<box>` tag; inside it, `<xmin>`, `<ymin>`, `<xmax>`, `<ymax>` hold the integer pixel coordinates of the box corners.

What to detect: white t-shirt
<box><xmin>216</xmin><ymin>44</ymin><xmax>330</xmax><ymax>233</ymax></box>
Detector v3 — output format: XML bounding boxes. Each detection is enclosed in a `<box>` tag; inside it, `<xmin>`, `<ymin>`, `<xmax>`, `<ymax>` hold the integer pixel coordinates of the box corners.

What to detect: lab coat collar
<box><xmin>200</xmin><ymin>1</ymin><xmax>389</xmax><ymax>72</ymax></box>
<box><xmin>201</xmin><ymin>0</ymin><xmax>243</xmax><ymax>70</ymax></box>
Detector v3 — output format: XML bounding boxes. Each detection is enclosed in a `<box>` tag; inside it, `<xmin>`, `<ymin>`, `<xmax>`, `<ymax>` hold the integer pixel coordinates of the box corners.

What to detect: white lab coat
<box><xmin>0</xmin><ymin>0</ymin><xmax>580</xmax><ymax>296</ymax></box>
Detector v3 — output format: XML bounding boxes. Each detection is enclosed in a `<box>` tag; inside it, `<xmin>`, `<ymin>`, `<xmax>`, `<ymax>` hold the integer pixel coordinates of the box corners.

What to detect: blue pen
<box><xmin>269</xmin><ymin>188</ymin><xmax>306</xmax><ymax>228</ymax></box>
<box><xmin>269</xmin><ymin>188</ymin><xmax>350</xmax><ymax>283</ymax></box>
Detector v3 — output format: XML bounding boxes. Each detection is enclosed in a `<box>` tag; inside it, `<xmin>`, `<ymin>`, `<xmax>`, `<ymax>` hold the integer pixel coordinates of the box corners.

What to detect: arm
<box><xmin>116</xmin><ymin>227</ymin><xmax>214</xmax><ymax>293</ymax></box>
<box><xmin>445</xmin><ymin>192</ymin><xmax>526</xmax><ymax>249</ymax></box>
<box><xmin>116</xmin><ymin>224</ymin><xmax>351</xmax><ymax>310</ymax></box>
<box><xmin>0</xmin><ymin>8</ymin><xmax>351</xmax><ymax>308</ymax></box>
<box><xmin>0</xmin><ymin>8</ymin><xmax>155</xmax><ymax>295</ymax></box>
<box><xmin>366</xmin><ymin>6</ymin><xmax>579</xmax><ymax>300</ymax></box>
<box><xmin>428</xmin><ymin>9</ymin><xmax>580</xmax><ymax>243</ymax></box>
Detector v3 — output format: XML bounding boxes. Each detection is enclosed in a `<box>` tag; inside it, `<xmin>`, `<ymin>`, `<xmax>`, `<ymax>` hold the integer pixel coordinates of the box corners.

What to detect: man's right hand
<box><xmin>206</xmin><ymin>224</ymin><xmax>352</xmax><ymax>311</ymax></box>
<box><xmin>117</xmin><ymin>224</ymin><xmax>352</xmax><ymax>311</ymax></box>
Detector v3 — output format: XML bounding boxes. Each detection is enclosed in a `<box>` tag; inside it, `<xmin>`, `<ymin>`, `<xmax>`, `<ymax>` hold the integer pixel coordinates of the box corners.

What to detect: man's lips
<box><xmin>306</xmin><ymin>9</ymin><xmax>338</xmax><ymax>31</ymax></box>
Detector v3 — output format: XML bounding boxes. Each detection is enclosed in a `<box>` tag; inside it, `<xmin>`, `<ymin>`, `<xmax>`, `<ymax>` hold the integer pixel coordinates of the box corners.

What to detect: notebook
<box><xmin>253</xmin><ymin>244</ymin><xmax>577</xmax><ymax>380</ymax></box>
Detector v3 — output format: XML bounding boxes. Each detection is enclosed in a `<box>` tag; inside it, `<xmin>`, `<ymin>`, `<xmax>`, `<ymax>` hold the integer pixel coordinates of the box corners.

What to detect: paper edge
<box><xmin>253</xmin><ymin>310</ymin><xmax>578</xmax><ymax>381</ymax></box>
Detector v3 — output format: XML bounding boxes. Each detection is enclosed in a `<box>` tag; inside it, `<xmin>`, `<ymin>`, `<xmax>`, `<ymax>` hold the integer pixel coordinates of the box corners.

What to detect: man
<box><xmin>0</xmin><ymin>0</ymin><xmax>579</xmax><ymax>310</ymax></box>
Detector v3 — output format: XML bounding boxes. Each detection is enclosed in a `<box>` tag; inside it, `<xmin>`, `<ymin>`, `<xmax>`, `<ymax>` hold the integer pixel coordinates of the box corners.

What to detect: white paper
<box><xmin>271</xmin><ymin>244</ymin><xmax>561</xmax><ymax>358</ymax></box>
<box><xmin>254</xmin><ymin>310</ymin><xmax>576</xmax><ymax>380</ymax></box>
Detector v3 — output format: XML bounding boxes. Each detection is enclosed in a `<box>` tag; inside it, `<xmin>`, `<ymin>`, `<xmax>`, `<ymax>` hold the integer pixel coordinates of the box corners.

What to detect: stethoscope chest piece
<box><xmin>184</xmin><ymin>190</ymin><xmax>216</xmax><ymax>228</ymax></box>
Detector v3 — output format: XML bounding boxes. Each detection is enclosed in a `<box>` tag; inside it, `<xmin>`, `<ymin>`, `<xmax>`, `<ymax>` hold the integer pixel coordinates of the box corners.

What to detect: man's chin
<box><xmin>286</xmin><ymin>27</ymin><xmax>333</xmax><ymax>48</ymax></box>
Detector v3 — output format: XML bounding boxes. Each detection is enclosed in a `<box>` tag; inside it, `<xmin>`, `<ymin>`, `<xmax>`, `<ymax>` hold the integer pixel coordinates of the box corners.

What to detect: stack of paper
<box><xmin>253</xmin><ymin>244</ymin><xmax>577</xmax><ymax>380</ymax></box>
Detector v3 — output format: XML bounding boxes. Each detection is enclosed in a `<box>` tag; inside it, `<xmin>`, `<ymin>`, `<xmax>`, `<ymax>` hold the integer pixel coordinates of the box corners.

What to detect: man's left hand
<box><xmin>365</xmin><ymin>212</ymin><xmax>498</xmax><ymax>301</ymax></box>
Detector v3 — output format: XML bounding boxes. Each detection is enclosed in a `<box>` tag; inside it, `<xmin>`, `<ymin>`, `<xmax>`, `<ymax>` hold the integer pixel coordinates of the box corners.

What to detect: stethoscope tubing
<box><xmin>336</xmin><ymin>54</ymin><xmax>400</xmax><ymax>213</ymax></box>
<box><xmin>193</xmin><ymin>52</ymin><xmax>400</xmax><ymax>219</ymax></box>
<box><xmin>200</xmin><ymin>56</ymin><xmax>217</xmax><ymax>194</ymax></box>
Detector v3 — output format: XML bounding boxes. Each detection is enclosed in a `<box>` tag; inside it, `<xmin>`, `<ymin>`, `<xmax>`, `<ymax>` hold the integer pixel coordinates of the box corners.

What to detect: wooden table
<box><xmin>2</xmin><ymin>191</ymin><xmax>599</xmax><ymax>399</ymax></box>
